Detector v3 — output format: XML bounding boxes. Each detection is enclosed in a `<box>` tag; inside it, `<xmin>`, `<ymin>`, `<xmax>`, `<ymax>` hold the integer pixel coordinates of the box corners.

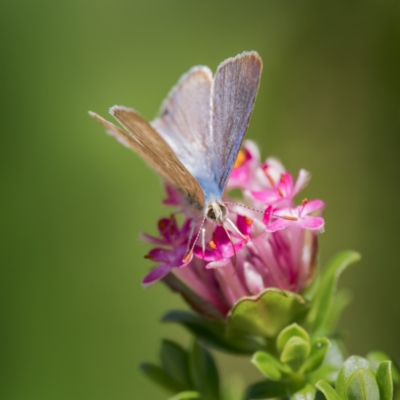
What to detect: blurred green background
<box><xmin>1</xmin><ymin>1</ymin><xmax>400</xmax><ymax>399</ymax></box>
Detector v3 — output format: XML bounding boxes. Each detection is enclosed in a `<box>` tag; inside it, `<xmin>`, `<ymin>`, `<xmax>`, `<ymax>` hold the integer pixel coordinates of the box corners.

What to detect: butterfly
<box><xmin>89</xmin><ymin>51</ymin><xmax>262</xmax><ymax>259</ymax></box>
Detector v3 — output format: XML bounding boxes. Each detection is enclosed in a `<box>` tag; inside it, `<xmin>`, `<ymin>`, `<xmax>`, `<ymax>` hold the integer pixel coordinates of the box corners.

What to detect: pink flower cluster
<box><xmin>141</xmin><ymin>141</ymin><xmax>324</xmax><ymax>318</ymax></box>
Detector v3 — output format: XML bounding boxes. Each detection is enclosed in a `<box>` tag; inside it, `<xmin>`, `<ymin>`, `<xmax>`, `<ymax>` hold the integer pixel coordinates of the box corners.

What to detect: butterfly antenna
<box><xmin>223</xmin><ymin>202</ymin><xmax>292</xmax><ymax>220</ymax></box>
<box><xmin>182</xmin><ymin>214</ymin><xmax>207</xmax><ymax>264</ymax></box>
<box><xmin>222</xmin><ymin>224</ymin><xmax>238</xmax><ymax>274</ymax></box>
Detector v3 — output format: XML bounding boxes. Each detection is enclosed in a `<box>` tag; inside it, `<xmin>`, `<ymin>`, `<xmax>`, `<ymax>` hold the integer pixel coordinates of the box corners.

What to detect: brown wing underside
<box><xmin>89</xmin><ymin>108</ymin><xmax>205</xmax><ymax>210</ymax></box>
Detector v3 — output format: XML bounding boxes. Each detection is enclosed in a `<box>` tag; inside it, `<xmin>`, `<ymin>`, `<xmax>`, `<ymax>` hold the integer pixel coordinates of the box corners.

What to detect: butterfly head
<box><xmin>206</xmin><ymin>201</ymin><xmax>228</xmax><ymax>224</ymax></box>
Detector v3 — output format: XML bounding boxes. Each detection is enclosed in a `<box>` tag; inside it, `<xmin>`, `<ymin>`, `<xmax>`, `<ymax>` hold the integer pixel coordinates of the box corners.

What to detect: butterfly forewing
<box><xmin>211</xmin><ymin>51</ymin><xmax>262</xmax><ymax>193</ymax></box>
<box><xmin>152</xmin><ymin>67</ymin><xmax>218</xmax><ymax>196</ymax></box>
<box><xmin>90</xmin><ymin>107</ymin><xmax>205</xmax><ymax>210</ymax></box>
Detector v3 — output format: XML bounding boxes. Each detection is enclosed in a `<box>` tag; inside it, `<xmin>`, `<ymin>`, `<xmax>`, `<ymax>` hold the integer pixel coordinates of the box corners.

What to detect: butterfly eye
<box><xmin>206</xmin><ymin>205</ymin><xmax>217</xmax><ymax>222</ymax></box>
<box><xmin>206</xmin><ymin>202</ymin><xmax>228</xmax><ymax>224</ymax></box>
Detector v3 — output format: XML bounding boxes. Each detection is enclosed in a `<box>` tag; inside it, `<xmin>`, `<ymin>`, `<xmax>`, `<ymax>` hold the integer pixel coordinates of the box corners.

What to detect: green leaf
<box><xmin>316</xmin><ymin>380</ymin><xmax>342</xmax><ymax>400</ymax></box>
<box><xmin>277</xmin><ymin>323</ymin><xmax>310</xmax><ymax>354</ymax></box>
<box><xmin>336</xmin><ymin>356</ymin><xmax>375</xmax><ymax>399</ymax></box>
<box><xmin>322</xmin><ymin>289</ymin><xmax>352</xmax><ymax>333</ymax></box>
<box><xmin>300</xmin><ymin>337</ymin><xmax>331</xmax><ymax>374</ymax></box>
<box><xmin>345</xmin><ymin>369</ymin><xmax>380</xmax><ymax>400</ymax></box>
<box><xmin>227</xmin><ymin>288</ymin><xmax>308</xmax><ymax>338</ymax></box>
<box><xmin>311</xmin><ymin>365</ymin><xmax>342</xmax><ymax>385</ymax></box>
<box><xmin>189</xmin><ymin>341</ymin><xmax>220</xmax><ymax>400</ymax></box>
<box><xmin>160</xmin><ymin>339</ymin><xmax>192</xmax><ymax>390</ymax></box>
<box><xmin>367</xmin><ymin>351</ymin><xmax>400</xmax><ymax>383</ymax></box>
<box><xmin>221</xmin><ymin>375</ymin><xmax>244</xmax><ymax>400</ymax></box>
<box><xmin>245</xmin><ymin>380</ymin><xmax>287</xmax><ymax>399</ymax></box>
<box><xmin>280</xmin><ymin>336</ymin><xmax>311</xmax><ymax>371</ymax></box>
<box><xmin>307</xmin><ymin>251</ymin><xmax>361</xmax><ymax>333</ymax></box>
<box><xmin>139</xmin><ymin>362</ymin><xmax>183</xmax><ymax>394</ymax></box>
<box><xmin>162</xmin><ymin>310</ymin><xmax>264</xmax><ymax>354</ymax></box>
<box><xmin>375</xmin><ymin>361</ymin><xmax>393</xmax><ymax>400</ymax></box>
<box><xmin>169</xmin><ymin>391</ymin><xmax>201</xmax><ymax>400</ymax></box>
<box><xmin>251</xmin><ymin>351</ymin><xmax>289</xmax><ymax>380</ymax></box>
<box><xmin>291</xmin><ymin>383</ymin><xmax>316</xmax><ymax>400</ymax></box>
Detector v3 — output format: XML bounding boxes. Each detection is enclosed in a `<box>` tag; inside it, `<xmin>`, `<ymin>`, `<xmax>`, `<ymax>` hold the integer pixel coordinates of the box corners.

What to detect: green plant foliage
<box><xmin>315</xmin><ymin>380</ymin><xmax>342</xmax><ymax>400</ymax></box>
<box><xmin>280</xmin><ymin>336</ymin><xmax>311</xmax><ymax>371</ymax></box>
<box><xmin>346</xmin><ymin>369</ymin><xmax>380</xmax><ymax>400</ymax></box>
<box><xmin>245</xmin><ymin>380</ymin><xmax>288</xmax><ymax>400</ymax></box>
<box><xmin>300</xmin><ymin>337</ymin><xmax>331</xmax><ymax>375</ymax></box>
<box><xmin>291</xmin><ymin>383</ymin><xmax>316</xmax><ymax>400</ymax></box>
<box><xmin>367</xmin><ymin>352</ymin><xmax>400</xmax><ymax>383</ymax></box>
<box><xmin>251</xmin><ymin>351</ymin><xmax>290</xmax><ymax>380</ymax></box>
<box><xmin>317</xmin><ymin>355</ymin><xmax>396</xmax><ymax>400</ymax></box>
<box><xmin>139</xmin><ymin>363</ymin><xmax>184</xmax><ymax>394</ymax></box>
<box><xmin>250</xmin><ymin>324</ymin><xmax>334</xmax><ymax>400</ymax></box>
<box><xmin>336</xmin><ymin>357</ymin><xmax>375</xmax><ymax>398</ymax></box>
<box><xmin>277</xmin><ymin>324</ymin><xmax>310</xmax><ymax>353</ymax></box>
<box><xmin>140</xmin><ymin>339</ymin><xmax>221</xmax><ymax>399</ymax></box>
<box><xmin>161</xmin><ymin>340</ymin><xmax>192</xmax><ymax>390</ymax></box>
<box><xmin>376</xmin><ymin>361</ymin><xmax>393</xmax><ymax>400</ymax></box>
<box><xmin>189</xmin><ymin>341</ymin><xmax>220</xmax><ymax>400</ymax></box>
<box><xmin>307</xmin><ymin>251</ymin><xmax>361</xmax><ymax>335</ymax></box>
<box><xmin>227</xmin><ymin>288</ymin><xmax>308</xmax><ymax>338</ymax></box>
<box><xmin>162</xmin><ymin>310</ymin><xmax>264</xmax><ymax>354</ymax></box>
<box><xmin>169</xmin><ymin>391</ymin><xmax>201</xmax><ymax>400</ymax></box>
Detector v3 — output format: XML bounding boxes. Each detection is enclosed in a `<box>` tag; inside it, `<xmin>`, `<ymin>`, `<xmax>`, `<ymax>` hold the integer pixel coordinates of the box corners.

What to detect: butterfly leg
<box><xmin>225</xmin><ymin>218</ymin><xmax>249</xmax><ymax>241</ymax></box>
<box><xmin>185</xmin><ymin>218</ymin><xmax>197</xmax><ymax>255</ymax></box>
<box><xmin>201</xmin><ymin>226</ymin><xmax>206</xmax><ymax>257</ymax></box>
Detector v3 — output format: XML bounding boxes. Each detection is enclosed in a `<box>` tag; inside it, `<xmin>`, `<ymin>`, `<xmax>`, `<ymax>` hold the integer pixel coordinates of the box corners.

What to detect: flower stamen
<box><xmin>233</xmin><ymin>150</ymin><xmax>246</xmax><ymax>169</ymax></box>
<box><xmin>244</xmin><ymin>216</ymin><xmax>253</xmax><ymax>226</ymax></box>
<box><xmin>281</xmin><ymin>216</ymin><xmax>298</xmax><ymax>221</ymax></box>
<box><xmin>182</xmin><ymin>251</ymin><xmax>193</xmax><ymax>264</ymax></box>
<box><xmin>261</xmin><ymin>165</ymin><xmax>276</xmax><ymax>186</ymax></box>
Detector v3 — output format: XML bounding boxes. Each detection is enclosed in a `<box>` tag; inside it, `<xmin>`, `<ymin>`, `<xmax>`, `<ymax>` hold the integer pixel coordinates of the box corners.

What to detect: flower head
<box><xmin>141</xmin><ymin>141</ymin><xmax>325</xmax><ymax>318</ymax></box>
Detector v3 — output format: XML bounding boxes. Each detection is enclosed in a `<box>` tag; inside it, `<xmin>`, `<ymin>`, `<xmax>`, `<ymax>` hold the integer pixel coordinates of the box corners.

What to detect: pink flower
<box><xmin>141</xmin><ymin>142</ymin><xmax>325</xmax><ymax>318</ymax></box>
<box><xmin>266</xmin><ymin>199</ymin><xmax>325</xmax><ymax>233</ymax></box>
<box><xmin>193</xmin><ymin>215</ymin><xmax>252</xmax><ymax>269</ymax></box>
<box><xmin>250</xmin><ymin>169</ymin><xmax>310</xmax><ymax>208</ymax></box>
<box><xmin>227</xmin><ymin>141</ymin><xmax>261</xmax><ymax>190</ymax></box>
<box><xmin>141</xmin><ymin>216</ymin><xmax>191</xmax><ymax>286</ymax></box>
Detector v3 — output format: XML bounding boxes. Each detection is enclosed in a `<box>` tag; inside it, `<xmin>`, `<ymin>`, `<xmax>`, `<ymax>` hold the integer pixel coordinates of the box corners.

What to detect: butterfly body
<box><xmin>90</xmin><ymin>51</ymin><xmax>262</xmax><ymax>230</ymax></box>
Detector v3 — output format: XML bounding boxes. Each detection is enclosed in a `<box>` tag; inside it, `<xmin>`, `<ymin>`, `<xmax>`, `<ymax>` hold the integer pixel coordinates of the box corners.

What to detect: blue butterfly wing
<box><xmin>152</xmin><ymin>66</ymin><xmax>221</xmax><ymax>205</ymax></box>
<box><xmin>211</xmin><ymin>51</ymin><xmax>263</xmax><ymax>194</ymax></box>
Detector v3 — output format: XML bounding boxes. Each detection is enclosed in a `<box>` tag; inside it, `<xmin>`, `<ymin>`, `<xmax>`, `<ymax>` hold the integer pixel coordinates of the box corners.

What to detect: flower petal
<box><xmin>146</xmin><ymin>248</ymin><xmax>170</xmax><ymax>262</ymax></box>
<box><xmin>293</xmin><ymin>169</ymin><xmax>310</xmax><ymax>195</ymax></box>
<box><xmin>206</xmin><ymin>259</ymin><xmax>231</xmax><ymax>269</ymax></box>
<box><xmin>142</xmin><ymin>264</ymin><xmax>173</xmax><ymax>286</ymax></box>
<box><xmin>244</xmin><ymin>140</ymin><xmax>260</xmax><ymax>163</ymax></box>
<box><xmin>243</xmin><ymin>261</ymin><xmax>265</xmax><ymax>295</ymax></box>
<box><xmin>250</xmin><ymin>189</ymin><xmax>280</xmax><ymax>204</ymax></box>
<box><xmin>298</xmin><ymin>216</ymin><xmax>325</xmax><ymax>231</ymax></box>
<box><xmin>140</xmin><ymin>232</ymin><xmax>167</xmax><ymax>245</ymax></box>
<box><xmin>266</xmin><ymin>218</ymin><xmax>291</xmax><ymax>232</ymax></box>
<box><xmin>302</xmin><ymin>199</ymin><xmax>325</xmax><ymax>214</ymax></box>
